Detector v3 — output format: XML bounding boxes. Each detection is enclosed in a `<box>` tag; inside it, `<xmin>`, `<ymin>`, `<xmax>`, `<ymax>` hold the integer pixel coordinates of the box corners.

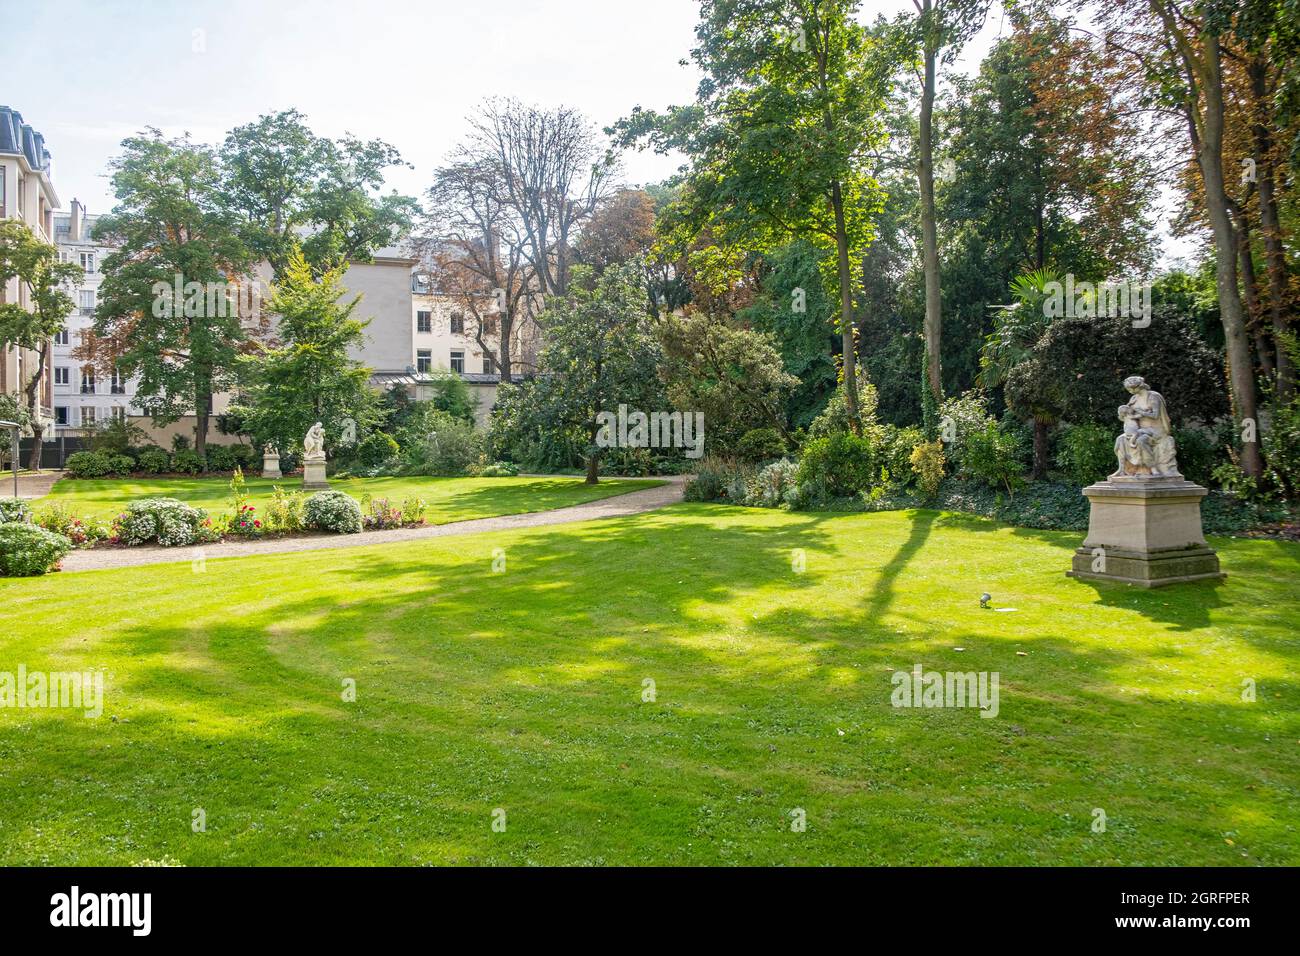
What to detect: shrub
<box><xmin>0</xmin><ymin>522</ymin><xmax>72</xmax><ymax>576</ymax></box>
<box><xmin>400</xmin><ymin>496</ymin><xmax>427</xmax><ymax>525</ymax></box>
<box><xmin>684</xmin><ymin>456</ymin><xmax>756</xmax><ymax>502</ymax></box>
<box><xmin>205</xmin><ymin>445</ymin><xmax>239</xmax><ymax>472</ymax></box>
<box><xmin>64</xmin><ymin>451</ymin><xmax>113</xmax><ymax>479</ymax></box>
<box><xmin>746</xmin><ymin>458</ymin><xmax>798</xmax><ymax>507</ymax></box>
<box><xmin>474</xmin><ymin>460</ymin><xmax>520</xmax><ymax>478</ymax></box>
<box><xmin>807</xmin><ymin>381</ymin><xmax>880</xmax><ymax>438</ymax></box>
<box><xmin>909</xmin><ymin>440</ymin><xmax>946</xmax><ymax>499</ymax></box>
<box><xmin>356</xmin><ymin>431</ymin><xmax>400</xmax><ymax>469</ymax></box>
<box><xmin>264</xmin><ymin>486</ymin><xmax>307</xmax><ymax>534</ymax></box>
<box><xmin>305</xmin><ymin>491</ymin><xmax>362</xmax><ymax>534</ymax></box>
<box><xmin>360</xmin><ymin>496</ymin><xmax>403</xmax><ymax>530</ymax></box>
<box><xmin>1174</xmin><ymin>425</ymin><xmax>1225</xmax><ymax>487</ymax></box>
<box><xmin>113</xmin><ymin>498</ymin><xmax>209</xmax><ymax>547</ymax></box>
<box><xmin>108</xmin><ymin>454</ymin><xmax>135</xmax><ymax>476</ymax></box>
<box><xmin>937</xmin><ymin>392</ymin><xmax>995</xmax><ymax>472</ymax></box>
<box><xmin>963</xmin><ymin>422</ymin><xmax>1026</xmax><ymax>495</ymax></box>
<box><xmin>401</xmin><ymin>413</ymin><xmax>483</xmax><ymax>476</ymax></box>
<box><xmin>1264</xmin><ymin>400</ymin><xmax>1300</xmax><ymax>495</ymax></box>
<box><xmin>0</xmin><ymin>499</ymin><xmax>30</xmax><ymax>523</ymax></box>
<box><xmin>795</xmin><ymin>432</ymin><xmax>877</xmax><ymax>497</ymax></box>
<box><xmin>170</xmin><ymin>449</ymin><xmax>205</xmax><ymax>475</ymax></box>
<box><xmin>136</xmin><ymin>447</ymin><xmax>170</xmax><ymax>474</ymax></box>
<box><xmin>1056</xmin><ymin>422</ymin><xmax>1114</xmax><ymax>487</ymax></box>
<box><xmin>33</xmin><ymin>503</ymin><xmax>110</xmax><ymax>548</ymax></box>
<box><xmin>735</xmin><ymin>428</ymin><xmax>786</xmax><ymax>463</ymax></box>
<box><xmin>231</xmin><ymin>444</ymin><xmax>259</xmax><ymax>470</ymax></box>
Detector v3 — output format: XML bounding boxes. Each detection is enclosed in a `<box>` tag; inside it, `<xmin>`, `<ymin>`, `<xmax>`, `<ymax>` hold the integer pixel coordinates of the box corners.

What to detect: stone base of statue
<box><xmin>1066</xmin><ymin>477</ymin><xmax>1225</xmax><ymax>588</ymax></box>
<box><xmin>302</xmin><ymin>458</ymin><xmax>329</xmax><ymax>490</ymax></box>
<box><xmin>262</xmin><ymin>452</ymin><xmax>282</xmax><ymax>480</ymax></box>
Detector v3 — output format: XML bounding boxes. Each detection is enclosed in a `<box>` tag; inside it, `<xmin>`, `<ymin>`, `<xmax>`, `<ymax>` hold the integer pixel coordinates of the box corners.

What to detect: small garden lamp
<box><xmin>0</xmin><ymin>420</ymin><xmax>19</xmax><ymax>499</ymax></box>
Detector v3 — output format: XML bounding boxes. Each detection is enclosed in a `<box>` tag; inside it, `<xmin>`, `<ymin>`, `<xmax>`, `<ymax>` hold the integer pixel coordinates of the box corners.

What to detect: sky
<box><xmin>1</xmin><ymin>0</ymin><xmax>1187</xmax><ymax>262</ymax></box>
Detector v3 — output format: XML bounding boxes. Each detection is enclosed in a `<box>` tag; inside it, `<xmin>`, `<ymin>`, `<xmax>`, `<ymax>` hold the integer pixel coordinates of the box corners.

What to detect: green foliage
<box><xmin>0</xmin><ymin>522</ymin><xmax>72</xmax><ymax>576</ymax></box>
<box><xmin>807</xmin><ymin>380</ymin><xmax>880</xmax><ymax>438</ymax></box>
<box><xmin>170</xmin><ymin>449</ymin><xmax>205</xmax><ymax>475</ymax></box>
<box><xmin>354</xmin><ymin>431</ymin><xmax>400</xmax><ymax>469</ymax></box>
<box><xmin>936</xmin><ymin>392</ymin><xmax>994</xmax><ymax>471</ymax></box>
<box><xmin>1172</xmin><ymin>425</ymin><xmax>1225</xmax><ymax>487</ymax></box>
<box><xmin>962</xmin><ymin>421</ymin><xmax>1025</xmax><ymax>495</ymax></box>
<box><xmin>304</xmin><ymin>491</ymin><xmax>363</xmax><ymax>534</ymax></box>
<box><xmin>112</xmin><ymin>498</ymin><xmax>210</xmax><ymax>547</ymax></box>
<box><xmin>400</xmin><ymin>412</ymin><xmax>483</xmax><ymax>477</ymax></box>
<box><xmin>1264</xmin><ymin>401</ymin><xmax>1300</xmax><ymax>496</ymax></box>
<box><xmin>735</xmin><ymin>428</ymin><xmax>786</xmax><ymax>463</ymax></box>
<box><xmin>743</xmin><ymin>458</ymin><xmax>799</xmax><ymax>507</ymax></box>
<box><xmin>1055</xmin><ymin>422</ymin><xmax>1114</xmax><ymax>487</ymax></box>
<box><xmin>472</xmin><ymin>461</ymin><xmax>520</xmax><ymax>478</ymax></box>
<box><xmin>86</xmin><ymin>416</ymin><xmax>149</xmax><ymax>457</ymax></box>
<box><xmin>683</xmin><ymin>456</ymin><xmax>758</xmax><ymax>503</ymax></box>
<box><xmin>32</xmin><ymin>503</ymin><xmax>110</xmax><ymax>548</ymax></box>
<box><xmin>135</xmin><ymin>448</ymin><xmax>170</xmax><ymax>474</ymax></box>
<box><xmin>264</xmin><ymin>486</ymin><xmax>307</xmax><ymax>534</ymax></box>
<box><xmin>909</xmin><ymin>440</ymin><xmax>946</xmax><ymax>499</ymax></box>
<box><xmin>0</xmin><ymin>499</ymin><xmax>30</xmax><ymax>523</ymax></box>
<box><xmin>64</xmin><ymin>451</ymin><xmax>116</xmax><ymax>479</ymax></box>
<box><xmin>233</xmin><ymin>250</ymin><xmax>378</xmax><ymax>455</ymax></box>
<box><xmin>796</xmin><ymin>433</ymin><xmax>878</xmax><ymax>497</ymax></box>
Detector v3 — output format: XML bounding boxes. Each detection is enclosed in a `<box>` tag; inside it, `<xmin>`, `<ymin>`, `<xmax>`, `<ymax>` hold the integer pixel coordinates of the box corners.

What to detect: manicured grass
<box><xmin>39</xmin><ymin>474</ymin><xmax>664</xmax><ymax>524</ymax></box>
<box><xmin>1</xmin><ymin>505</ymin><xmax>1297</xmax><ymax>865</ymax></box>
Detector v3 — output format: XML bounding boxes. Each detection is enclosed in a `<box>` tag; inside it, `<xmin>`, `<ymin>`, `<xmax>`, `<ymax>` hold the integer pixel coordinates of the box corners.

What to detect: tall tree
<box><xmin>0</xmin><ymin>220</ymin><xmax>81</xmax><ymax>469</ymax></box>
<box><xmin>232</xmin><ymin>249</ymin><xmax>377</xmax><ymax>454</ymax></box>
<box><xmin>220</xmin><ymin>109</ymin><xmax>418</xmax><ymax>278</ymax></box>
<box><xmin>911</xmin><ymin>0</ymin><xmax>992</xmax><ymax>405</ymax></box>
<box><xmin>614</xmin><ymin>0</ymin><xmax>903</xmax><ymax>433</ymax></box>
<box><xmin>88</xmin><ymin>130</ymin><xmax>253</xmax><ymax>457</ymax></box>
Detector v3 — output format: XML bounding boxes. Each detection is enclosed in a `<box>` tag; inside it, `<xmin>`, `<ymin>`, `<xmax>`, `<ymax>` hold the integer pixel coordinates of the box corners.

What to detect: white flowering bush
<box><xmin>113</xmin><ymin>497</ymin><xmax>210</xmax><ymax>547</ymax></box>
<box><xmin>0</xmin><ymin>499</ymin><xmax>30</xmax><ymax>523</ymax></box>
<box><xmin>0</xmin><ymin>522</ymin><xmax>72</xmax><ymax>576</ymax></box>
<box><xmin>304</xmin><ymin>491</ymin><xmax>363</xmax><ymax>534</ymax></box>
<box><xmin>743</xmin><ymin>458</ymin><xmax>798</xmax><ymax>508</ymax></box>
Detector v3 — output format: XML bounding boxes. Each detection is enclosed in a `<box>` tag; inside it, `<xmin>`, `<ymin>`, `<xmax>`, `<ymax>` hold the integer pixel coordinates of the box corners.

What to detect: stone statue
<box><xmin>304</xmin><ymin>422</ymin><xmax>326</xmax><ymax>462</ymax></box>
<box><xmin>1110</xmin><ymin>376</ymin><xmax>1180</xmax><ymax>479</ymax></box>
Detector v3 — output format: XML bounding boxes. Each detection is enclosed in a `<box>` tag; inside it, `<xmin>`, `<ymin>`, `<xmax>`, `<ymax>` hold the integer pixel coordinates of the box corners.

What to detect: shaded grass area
<box><xmin>0</xmin><ymin>504</ymin><xmax>1296</xmax><ymax>865</ymax></box>
<box><xmin>39</xmin><ymin>475</ymin><xmax>663</xmax><ymax>525</ymax></box>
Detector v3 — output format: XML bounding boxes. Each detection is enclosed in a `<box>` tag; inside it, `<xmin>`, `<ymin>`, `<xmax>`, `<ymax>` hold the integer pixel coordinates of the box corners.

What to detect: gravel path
<box><xmin>7</xmin><ymin>471</ymin><xmax>61</xmax><ymax>499</ymax></box>
<box><xmin>58</xmin><ymin>476</ymin><xmax>688</xmax><ymax>573</ymax></box>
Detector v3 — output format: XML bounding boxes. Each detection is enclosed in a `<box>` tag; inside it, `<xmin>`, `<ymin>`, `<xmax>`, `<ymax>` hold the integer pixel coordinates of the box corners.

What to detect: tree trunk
<box><xmin>498</xmin><ymin>320</ymin><xmax>513</xmax><ymax>385</ymax></box>
<box><xmin>585</xmin><ymin>452</ymin><xmax>599</xmax><ymax>484</ymax></box>
<box><xmin>1249</xmin><ymin>57</ymin><xmax>1294</xmax><ymax>401</ymax></box>
<box><xmin>1235</xmin><ymin>211</ymin><xmax>1274</xmax><ymax>379</ymax></box>
<box><xmin>1032</xmin><ymin>417</ymin><xmax>1049</xmax><ymax>481</ymax></box>
<box><xmin>1199</xmin><ymin>35</ymin><xmax>1262</xmax><ymax>477</ymax></box>
<box><xmin>194</xmin><ymin>383</ymin><xmax>211</xmax><ymax>460</ymax></box>
<box><xmin>830</xmin><ymin>180</ymin><xmax>861</xmax><ymax>434</ymax></box>
<box><xmin>918</xmin><ymin>11</ymin><xmax>943</xmax><ymax>405</ymax></box>
<box><xmin>22</xmin><ymin>342</ymin><xmax>46</xmax><ymax>471</ymax></box>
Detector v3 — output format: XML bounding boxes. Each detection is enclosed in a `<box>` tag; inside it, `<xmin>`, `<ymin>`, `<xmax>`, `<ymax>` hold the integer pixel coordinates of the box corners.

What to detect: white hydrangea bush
<box><xmin>304</xmin><ymin>491</ymin><xmax>363</xmax><ymax>534</ymax></box>
<box><xmin>114</xmin><ymin>497</ymin><xmax>209</xmax><ymax>547</ymax></box>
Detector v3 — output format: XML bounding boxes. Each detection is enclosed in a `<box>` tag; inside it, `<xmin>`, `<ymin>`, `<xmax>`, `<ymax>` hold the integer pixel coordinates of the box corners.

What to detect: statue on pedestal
<box><xmin>1111</xmin><ymin>376</ymin><xmax>1180</xmax><ymax>479</ymax></box>
<box><xmin>304</xmin><ymin>422</ymin><xmax>326</xmax><ymax>462</ymax></box>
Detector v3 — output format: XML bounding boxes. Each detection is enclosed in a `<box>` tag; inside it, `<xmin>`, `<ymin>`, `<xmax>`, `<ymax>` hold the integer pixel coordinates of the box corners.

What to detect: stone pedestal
<box><xmin>1067</xmin><ymin>478</ymin><xmax>1224</xmax><ymax>587</ymax></box>
<box><xmin>302</xmin><ymin>458</ymin><xmax>329</xmax><ymax>490</ymax></box>
<box><xmin>262</xmin><ymin>452</ymin><xmax>282</xmax><ymax>480</ymax></box>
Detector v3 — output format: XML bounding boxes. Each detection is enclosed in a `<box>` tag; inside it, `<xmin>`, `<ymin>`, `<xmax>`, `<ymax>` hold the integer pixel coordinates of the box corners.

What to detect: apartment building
<box><xmin>51</xmin><ymin>199</ymin><xmax>137</xmax><ymax>435</ymax></box>
<box><xmin>0</xmin><ymin>106</ymin><xmax>59</xmax><ymax>426</ymax></box>
<box><xmin>342</xmin><ymin>254</ymin><xmax>538</xmax><ymax>428</ymax></box>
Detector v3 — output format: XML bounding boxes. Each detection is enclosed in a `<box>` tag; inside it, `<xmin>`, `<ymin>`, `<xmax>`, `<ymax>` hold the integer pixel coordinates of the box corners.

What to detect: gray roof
<box><xmin>371</xmin><ymin>370</ymin><xmax>509</xmax><ymax>386</ymax></box>
<box><xmin>0</xmin><ymin>106</ymin><xmax>52</xmax><ymax>173</ymax></box>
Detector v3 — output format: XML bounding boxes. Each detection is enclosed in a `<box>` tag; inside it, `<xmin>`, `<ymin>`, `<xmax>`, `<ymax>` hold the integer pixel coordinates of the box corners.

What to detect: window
<box><xmin>484</xmin><ymin>317</ymin><xmax>498</xmax><ymax>336</ymax></box>
<box><xmin>79</xmin><ymin>289</ymin><xmax>96</xmax><ymax>315</ymax></box>
<box><xmin>416</xmin><ymin>349</ymin><xmax>432</xmax><ymax>374</ymax></box>
<box><xmin>54</xmin><ymin>367</ymin><xmax>69</xmax><ymax>386</ymax></box>
<box><xmin>450</xmin><ymin>312</ymin><xmax>465</xmax><ymax>335</ymax></box>
<box><xmin>110</xmin><ymin>369</ymin><xmax>126</xmax><ymax>394</ymax></box>
<box><xmin>482</xmin><ymin>356</ymin><xmax>492</xmax><ymax>374</ymax></box>
<box><xmin>411</xmin><ymin>273</ymin><xmax>431</xmax><ymax>294</ymax></box>
<box><xmin>80</xmin><ymin>252</ymin><xmax>96</xmax><ymax>274</ymax></box>
<box><xmin>110</xmin><ymin>406</ymin><xmax>126</xmax><ymax>421</ymax></box>
<box><xmin>416</xmin><ymin>310</ymin><xmax>432</xmax><ymax>333</ymax></box>
<box><xmin>0</xmin><ymin>165</ymin><xmax>5</xmax><ymax>217</ymax></box>
<box><xmin>450</xmin><ymin>350</ymin><xmax>465</xmax><ymax>374</ymax></box>
<box><xmin>80</xmin><ymin>369</ymin><xmax>96</xmax><ymax>394</ymax></box>
<box><xmin>53</xmin><ymin>329</ymin><xmax>70</xmax><ymax>346</ymax></box>
<box><xmin>54</xmin><ymin>406</ymin><xmax>69</xmax><ymax>426</ymax></box>
<box><xmin>17</xmin><ymin>174</ymin><xmax>24</xmax><ymax>217</ymax></box>
<box><xmin>80</xmin><ymin>406</ymin><xmax>96</xmax><ymax>426</ymax></box>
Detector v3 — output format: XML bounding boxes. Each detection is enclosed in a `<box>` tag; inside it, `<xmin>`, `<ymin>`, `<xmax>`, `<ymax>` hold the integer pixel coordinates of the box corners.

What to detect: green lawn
<box><xmin>39</xmin><ymin>474</ymin><xmax>663</xmax><ymax>524</ymax></box>
<box><xmin>1</xmin><ymin>504</ymin><xmax>1297</xmax><ymax>865</ymax></box>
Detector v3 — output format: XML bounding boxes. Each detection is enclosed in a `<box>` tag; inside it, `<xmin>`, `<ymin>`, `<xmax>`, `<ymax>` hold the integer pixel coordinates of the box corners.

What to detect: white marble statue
<box><xmin>1111</xmin><ymin>376</ymin><xmax>1180</xmax><ymax>479</ymax></box>
<box><xmin>304</xmin><ymin>422</ymin><xmax>327</xmax><ymax>462</ymax></box>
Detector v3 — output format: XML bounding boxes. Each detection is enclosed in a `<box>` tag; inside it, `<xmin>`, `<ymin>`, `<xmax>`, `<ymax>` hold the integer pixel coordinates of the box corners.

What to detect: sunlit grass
<box><xmin>0</xmin><ymin>504</ymin><xmax>1296</xmax><ymax>865</ymax></box>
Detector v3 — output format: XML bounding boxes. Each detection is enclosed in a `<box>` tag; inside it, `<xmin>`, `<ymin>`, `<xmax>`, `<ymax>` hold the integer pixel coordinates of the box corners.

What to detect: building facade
<box><xmin>51</xmin><ymin>199</ymin><xmax>139</xmax><ymax>435</ymax></box>
<box><xmin>0</xmin><ymin>106</ymin><xmax>59</xmax><ymax>429</ymax></box>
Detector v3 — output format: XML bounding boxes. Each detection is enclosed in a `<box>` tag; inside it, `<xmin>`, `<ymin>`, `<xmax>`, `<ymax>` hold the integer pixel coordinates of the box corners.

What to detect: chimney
<box><xmin>69</xmin><ymin>198</ymin><xmax>84</xmax><ymax>242</ymax></box>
